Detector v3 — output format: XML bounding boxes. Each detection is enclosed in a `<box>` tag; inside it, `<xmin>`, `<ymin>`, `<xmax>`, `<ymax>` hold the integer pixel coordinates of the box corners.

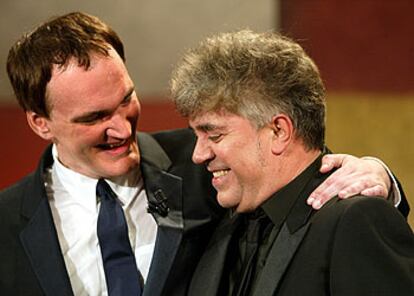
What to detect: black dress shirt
<box><xmin>226</xmin><ymin>153</ymin><xmax>324</xmax><ymax>296</ymax></box>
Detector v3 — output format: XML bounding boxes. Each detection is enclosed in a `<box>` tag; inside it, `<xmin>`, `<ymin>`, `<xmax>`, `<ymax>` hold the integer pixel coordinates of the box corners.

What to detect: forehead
<box><xmin>46</xmin><ymin>49</ymin><xmax>132</xmax><ymax>111</ymax></box>
<box><xmin>49</xmin><ymin>49</ymin><xmax>127</xmax><ymax>88</ymax></box>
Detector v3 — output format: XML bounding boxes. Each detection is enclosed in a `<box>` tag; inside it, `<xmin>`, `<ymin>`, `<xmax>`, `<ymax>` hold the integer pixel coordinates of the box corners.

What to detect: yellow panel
<box><xmin>325</xmin><ymin>93</ymin><xmax>414</xmax><ymax>228</ymax></box>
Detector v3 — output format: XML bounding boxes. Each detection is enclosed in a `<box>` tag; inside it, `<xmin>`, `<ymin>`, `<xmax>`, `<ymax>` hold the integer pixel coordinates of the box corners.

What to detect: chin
<box><xmin>101</xmin><ymin>160</ymin><xmax>139</xmax><ymax>178</ymax></box>
<box><xmin>217</xmin><ymin>195</ymin><xmax>239</xmax><ymax>209</ymax></box>
<box><xmin>234</xmin><ymin>204</ymin><xmax>254</xmax><ymax>213</ymax></box>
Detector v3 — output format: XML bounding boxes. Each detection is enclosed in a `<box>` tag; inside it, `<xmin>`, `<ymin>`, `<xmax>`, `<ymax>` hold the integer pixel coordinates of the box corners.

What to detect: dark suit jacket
<box><xmin>189</xmin><ymin>161</ymin><xmax>414</xmax><ymax>296</ymax></box>
<box><xmin>0</xmin><ymin>129</ymin><xmax>224</xmax><ymax>296</ymax></box>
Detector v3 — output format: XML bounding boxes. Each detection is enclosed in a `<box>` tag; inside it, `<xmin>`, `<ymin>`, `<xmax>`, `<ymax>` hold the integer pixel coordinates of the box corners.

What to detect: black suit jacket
<box><xmin>0</xmin><ymin>129</ymin><xmax>224</xmax><ymax>296</ymax></box>
<box><xmin>189</xmin><ymin>163</ymin><xmax>414</xmax><ymax>296</ymax></box>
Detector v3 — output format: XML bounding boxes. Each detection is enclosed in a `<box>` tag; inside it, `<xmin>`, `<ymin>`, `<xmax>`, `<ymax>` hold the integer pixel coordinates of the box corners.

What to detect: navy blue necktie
<box><xmin>96</xmin><ymin>179</ymin><xmax>143</xmax><ymax>296</ymax></box>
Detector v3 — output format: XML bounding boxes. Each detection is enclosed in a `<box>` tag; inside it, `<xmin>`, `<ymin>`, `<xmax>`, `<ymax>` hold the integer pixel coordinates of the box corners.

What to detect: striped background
<box><xmin>1</xmin><ymin>0</ymin><xmax>413</xmax><ymax>227</ymax></box>
<box><xmin>282</xmin><ymin>0</ymin><xmax>414</xmax><ymax>227</ymax></box>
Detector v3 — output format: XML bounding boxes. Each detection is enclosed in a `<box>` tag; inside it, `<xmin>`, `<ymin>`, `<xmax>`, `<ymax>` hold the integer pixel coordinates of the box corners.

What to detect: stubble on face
<box><xmin>191</xmin><ymin>111</ymin><xmax>273</xmax><ymax>213</ymax></box>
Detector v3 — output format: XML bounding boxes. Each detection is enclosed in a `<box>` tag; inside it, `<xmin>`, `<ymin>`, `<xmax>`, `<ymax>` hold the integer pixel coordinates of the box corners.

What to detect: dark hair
<box><xmin>6</xmin><ymin>11</ymin><xmax>125</xmax><ymax>117</ymax></box>
<box><xmin>171</xmin><ymin>30</ymin><xmax>326</xmax><ymax>150</ymax></box>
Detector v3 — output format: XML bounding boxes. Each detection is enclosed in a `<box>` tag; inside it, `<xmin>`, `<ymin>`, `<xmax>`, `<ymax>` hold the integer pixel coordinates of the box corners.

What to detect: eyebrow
<box><xmin>192</xmin><ymin>123</ymin><xmax>224</xmax><ymax>133</ymax></box>
<box><xmin>71</xmin><ymin>87</ymin><xmax>135</xmax><ymax>123</ymax></box>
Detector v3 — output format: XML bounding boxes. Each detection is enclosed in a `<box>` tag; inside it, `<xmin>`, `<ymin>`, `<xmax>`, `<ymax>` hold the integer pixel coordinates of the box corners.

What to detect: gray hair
<box><xmin>170</xmin><ymin>30</ymin><xmax>326</xmax><ymax>150</ymax></box>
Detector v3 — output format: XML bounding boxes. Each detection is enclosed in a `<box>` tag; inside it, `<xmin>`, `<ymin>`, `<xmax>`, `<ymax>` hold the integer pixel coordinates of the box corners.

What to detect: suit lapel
<box><xmin>252</xmin><ymin>222</ymin><xmax>310</xmax><ymax>296</ymax></box>
<box><xmin>253</xmin><ymin>157</ymin><xmax>332</xmax><ymax>296</ymax></box>
<box><xmin>137</xmin><ymin>133</ymin><xmax>186</xmax><ymax>296</ymax></box>
<box><xmin>141</xmin><ymin>163</ymin><xmax>184</xmax><ymax>296</ymax></box>
<box><xmin>20</xmin><ymin>198</ymin><xmax>74</xmax><ymax>295</ymax></box>
<box><xmin>188</xmin><ymin>213</ymin><xmax>242</xmax><ymax>296</ymax></box>
<box><xmin>20</xmin><ymin>146</ymin><xmax>73</xmax><ymax>295</ymax></box>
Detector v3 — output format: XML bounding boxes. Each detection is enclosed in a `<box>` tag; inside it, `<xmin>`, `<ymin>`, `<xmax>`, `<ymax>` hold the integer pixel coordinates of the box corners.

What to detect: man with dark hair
<box><xmin>0</xmin><ymin>13</ymin><xmax>408</xmax><ymax>295</ymax></box>
<box><xmin>171</xmin><ymin>30</ymin><xmax>414</xmax><ymax>295</ymax></box>
<box><xmin>1</xmin><ymin>12</ymin><xmax>222</xmax><ymax>296</ymax></box>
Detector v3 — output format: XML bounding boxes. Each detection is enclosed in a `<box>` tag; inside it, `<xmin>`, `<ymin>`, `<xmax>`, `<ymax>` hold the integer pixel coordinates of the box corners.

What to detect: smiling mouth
<box><xmin>97</xmin><ymin>139</ymin><xmax>129</xmax><ymax>150</ymax></box>
<box><xmin>212</xmin><ymin>169</ymin><xmax>230</xmax><ymax>178</ymax></box>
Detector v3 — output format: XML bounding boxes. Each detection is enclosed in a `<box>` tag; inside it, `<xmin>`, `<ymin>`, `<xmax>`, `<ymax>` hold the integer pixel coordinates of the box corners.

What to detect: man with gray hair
<box><xmin>171</xmin><ymin>30</ymin><xmax>414</xmax><ymax>295</ymax></box>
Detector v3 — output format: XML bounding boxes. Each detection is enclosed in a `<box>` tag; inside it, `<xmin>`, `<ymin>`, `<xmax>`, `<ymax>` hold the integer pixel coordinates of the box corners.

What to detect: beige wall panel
<box><xmin>0</xmin><ymin>0</ymin><xmax>277</xmax><ymax>102</ymax></box>
<box><xmin>326</xmin><ymin>93</ymin><xmax>414</xmax><ymax>228</ymax></box>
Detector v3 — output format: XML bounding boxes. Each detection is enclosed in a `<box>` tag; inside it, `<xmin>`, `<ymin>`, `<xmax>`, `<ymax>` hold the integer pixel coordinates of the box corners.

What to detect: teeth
<box><xmin>108</xmin><ymin>141</ymin><xmax>125</xmax><ymax>149</ymax></box>
<box><xmin>213</xmin><ymin>170</ymin><xmax>229</xmax><ymax>178</ymax></box>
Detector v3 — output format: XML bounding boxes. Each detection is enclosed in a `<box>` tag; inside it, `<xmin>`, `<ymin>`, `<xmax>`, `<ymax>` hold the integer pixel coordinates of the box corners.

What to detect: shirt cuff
<box><xmin>361</xmin><ymin>156</ymin><xmax>401</xmax><ymax>207</ymax></box>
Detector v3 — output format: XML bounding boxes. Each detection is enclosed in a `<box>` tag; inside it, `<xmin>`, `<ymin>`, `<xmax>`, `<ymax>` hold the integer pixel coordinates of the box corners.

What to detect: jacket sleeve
<box><xmin>394</xmin><ymin>176</ymin><xmax>410</xmax><ymax>218</ymax></box>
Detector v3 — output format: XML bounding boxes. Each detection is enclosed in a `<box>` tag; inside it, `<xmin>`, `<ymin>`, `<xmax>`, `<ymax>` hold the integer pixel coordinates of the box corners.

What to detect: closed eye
<box><xmin>72</xmin><ymin>111</ymin><xmax>110</xmax><ymax>125</ymax></box>
<box><xmin>208</xmin><ymin>134</ymin><xmax>223</xmax><ymax>142</ymax></box>
<box><xmin>120</xmin><ymin>89</ymin><xmax>135</xmax><ymax>106</ymax></box>
<box><xmin>121</xmin><ymin>94</ymin><xmax>132</xmax><ymax>106</ymax></box>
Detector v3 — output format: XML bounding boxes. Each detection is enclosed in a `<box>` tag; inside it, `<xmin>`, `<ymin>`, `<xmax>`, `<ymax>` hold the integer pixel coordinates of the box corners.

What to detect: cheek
<box><xmin>232</xmin><ymin>152</ymin><xmax>266</xmax><ymax>192</ymax></box>
<box><xmin>70</xmin><ymin>126</ymin><xmax>105</xmax><ymax>148</ymax></box>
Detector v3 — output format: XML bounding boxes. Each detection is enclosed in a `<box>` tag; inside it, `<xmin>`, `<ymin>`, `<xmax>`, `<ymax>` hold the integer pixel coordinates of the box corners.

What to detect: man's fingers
<box><xmin>336</xmin><ymin>176</ymin><xmax>388</xmax><ymax>199</ymax></box>
<box><xmin>311</xmin><ymin>154</ymin><xmax>391</xmax><ymax>210</ymax></box>
<box><xmin>338</xmin><ymin>184</ymin><xmax>364</xmax><ymax>199</ymax></box>
<box><xmin>306</xmin><ymin>196</ymin><xmax>322</xmax><ymax>210</ymax></box>
<box><xmin>320</xmin><ymin>154</ymin><xmax>353</xmax><ymax>173</ymax></box>
<box><xmin>307</xmin><ymin>174</ymin><xmax>346</xmax><ymax>209</ymax></box>
<box><xmin>337</xmin><ymin>179</ymin><xmax>372</xmax><ymax>198</ymax></box>
<box><xmin>308</xmin><ymin>178</ymin><xmax>389</xmax><ymax>209</ymax></box>
<box><xmin>360</xmin><ymin>185</ymin><xmax>388</xmax><ymax>198</ymax></box>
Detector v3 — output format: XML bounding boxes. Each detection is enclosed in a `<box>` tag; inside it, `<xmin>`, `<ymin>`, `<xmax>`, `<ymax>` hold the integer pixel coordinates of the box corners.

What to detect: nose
<box><xmin>192</xmin><ymin>137</ymin><xmax>214</xmax><ymax>164</ymax></box>
<box><xmin>106</xmin><ymin>113</ymin><xmax>132</xmax><ymax>139</ymax></box>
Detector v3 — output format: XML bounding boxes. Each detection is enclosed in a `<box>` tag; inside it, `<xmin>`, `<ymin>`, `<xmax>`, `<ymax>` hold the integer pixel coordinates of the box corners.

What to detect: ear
<box><xmin>269</xmin><ymin>114</ymin><xmax>294</xmax><ymax>155</ymax></box>
<box><xmin>26</xmin><ymin>111</ymin><xmax>53</xmax><ymax>141</ymax></box>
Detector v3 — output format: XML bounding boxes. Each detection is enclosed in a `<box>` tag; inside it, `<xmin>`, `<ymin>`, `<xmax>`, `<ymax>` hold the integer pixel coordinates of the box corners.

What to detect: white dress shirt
<box><xmin>46</xmin><ymin>145</ymin><xmax>157</xmax><ymax>296</ymax></box>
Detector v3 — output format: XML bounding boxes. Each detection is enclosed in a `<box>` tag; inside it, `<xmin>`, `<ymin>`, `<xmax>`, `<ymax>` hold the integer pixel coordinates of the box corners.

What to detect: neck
<box><xmin>262</xmin><ymin>141</ymin><xmax>321</xmax><ymax>203</ymax></box>
<box><xmin>284</xmin><ymin>148</ymin><xmax>321</xmax><ymax>186</ymax></box>
<box><xmin>107</xmin><ymin>168</ymin><xmax>141</xmax><ymax>187</ymax></box>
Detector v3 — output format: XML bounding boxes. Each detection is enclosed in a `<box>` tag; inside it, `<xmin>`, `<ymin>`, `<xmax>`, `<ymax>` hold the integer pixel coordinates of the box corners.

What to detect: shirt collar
<box><xmin>52</xmin><ymin>144</ymin><xmax>142</xmax><ymax>209</ymax></box>
<box><xmin>261</xmin><ymin>151</ymin><xmax>324</xmax><ymax>230</ymax></box>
